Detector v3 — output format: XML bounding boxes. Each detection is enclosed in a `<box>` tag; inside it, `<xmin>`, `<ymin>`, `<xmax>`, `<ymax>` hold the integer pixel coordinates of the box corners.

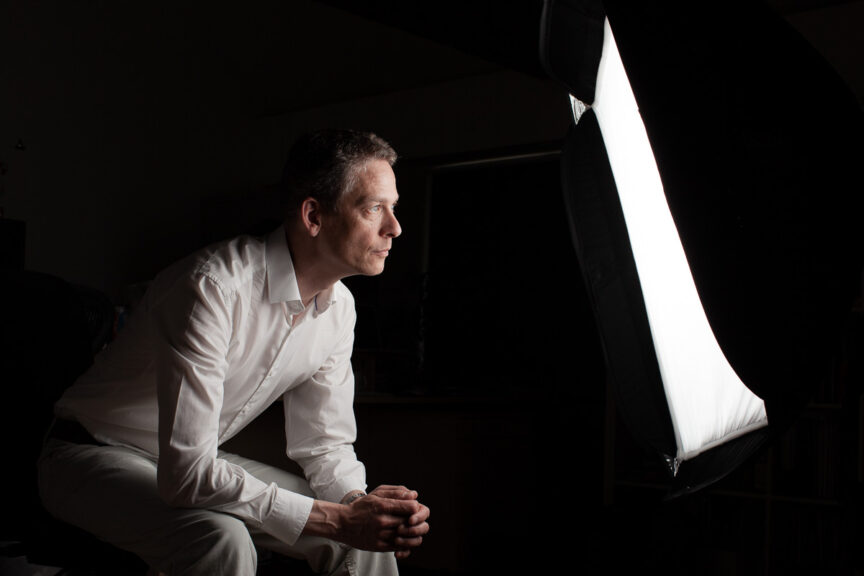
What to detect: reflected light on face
<box><xmin>321</xmin><ymin>159</ymin><xmax>401</xmax><ymax>278</ymax></box>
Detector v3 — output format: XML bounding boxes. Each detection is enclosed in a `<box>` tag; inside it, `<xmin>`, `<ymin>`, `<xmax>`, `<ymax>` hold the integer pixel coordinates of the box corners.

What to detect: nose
<box><xmin>383</xmin><ymin>208</ymin><xmax>402</xmax><ymax>238</ymax></box>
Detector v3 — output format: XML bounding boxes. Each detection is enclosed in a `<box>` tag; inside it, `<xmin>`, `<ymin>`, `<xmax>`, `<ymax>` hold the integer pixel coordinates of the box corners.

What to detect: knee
<box><xmin>162</xmin><ymin>513</ymin><xmax>257</xmax><ymax>576</ymax></box>
<box><xmin>303</xmin><ymin>541</ymin><xmax>397</xmax><ymax>576</ymax></box>
<box><xmin>299</xmin><ymin>536</ymin><xmax>349</xmax><ymax>574</ymax></box>
<box><xmin>209</xmin><ymin>517</ymin><xmax>257</xmax><ymax>575</ymax></box>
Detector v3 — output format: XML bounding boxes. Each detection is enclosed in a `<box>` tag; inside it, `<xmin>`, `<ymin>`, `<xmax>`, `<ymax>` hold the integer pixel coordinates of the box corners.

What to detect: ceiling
<box><xmin>178</xmin><ymin>1</ymin><xmax>507</xmax><ymax>119</ymax></box>
<box><xmin>267</xmin><ymin>0</ymin><xmax>864</xmax><ymax>116</ymax></box>
<box><xmin>4</xmin><ymin>0</ymin><xmax>862</xmax><ymax>122</ymax></box>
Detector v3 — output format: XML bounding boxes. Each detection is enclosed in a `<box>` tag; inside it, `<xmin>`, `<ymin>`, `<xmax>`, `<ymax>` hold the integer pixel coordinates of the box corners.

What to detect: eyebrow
<box><xmin>356</xmin><ymin>194</ymin><xmax>399</xmax><ymax>206</ymax></box>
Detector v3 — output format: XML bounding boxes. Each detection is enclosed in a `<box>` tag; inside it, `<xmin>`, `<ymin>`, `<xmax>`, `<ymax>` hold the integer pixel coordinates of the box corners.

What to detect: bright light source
<box><xmin>585</xmin><ymin>19</ymin><xmax>768</xmax><ymax>463</ymax></box>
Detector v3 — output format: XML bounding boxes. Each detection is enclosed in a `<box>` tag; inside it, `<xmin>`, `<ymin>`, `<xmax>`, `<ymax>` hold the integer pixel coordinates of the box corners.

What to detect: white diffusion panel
<box><xmin>585</xmin><ymin>19</ymin><xmax>768</xmax><ymax>463</ymax></box>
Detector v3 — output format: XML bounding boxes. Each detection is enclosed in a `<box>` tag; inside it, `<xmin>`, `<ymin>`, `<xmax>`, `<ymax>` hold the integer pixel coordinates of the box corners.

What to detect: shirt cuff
<box><xmin>266</xmin><ymin>488</ymin><xmax>315</xmax><ymax>546</ymax></box>
<box><xmin>317</xmin><ymin>474</ymin><xmax>367</xmax><ymax>505</ymax></box>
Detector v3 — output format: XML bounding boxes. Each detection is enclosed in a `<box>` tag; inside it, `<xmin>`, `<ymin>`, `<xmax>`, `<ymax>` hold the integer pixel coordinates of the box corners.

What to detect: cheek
<box><xmin>340</xmin><ymin>224</ymin><xmax>376</xmax><ymax>257</ymax></box>
<box><xmin>355</xmin><ymin>221</ymin><xmax>380</xmax><ymax>243</ymax></box>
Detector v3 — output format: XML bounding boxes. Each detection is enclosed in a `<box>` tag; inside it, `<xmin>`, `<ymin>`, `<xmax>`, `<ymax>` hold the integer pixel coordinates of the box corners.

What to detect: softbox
<box><xmin>541</xmin><ymin>0</ymin><xmax>864</xmax><ymax>495</ymax></box>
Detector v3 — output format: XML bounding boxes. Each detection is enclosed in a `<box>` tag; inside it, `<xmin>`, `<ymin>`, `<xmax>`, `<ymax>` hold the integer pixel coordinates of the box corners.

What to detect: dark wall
<box><xmin>3</xmin><ymin>1</ymin><xmax>862</xmax><ymax>302</ymax></box>
<box><xmin>0</xmin><ymin>1</ymin><xmax>571</xmax><ymax>303</ymax></box>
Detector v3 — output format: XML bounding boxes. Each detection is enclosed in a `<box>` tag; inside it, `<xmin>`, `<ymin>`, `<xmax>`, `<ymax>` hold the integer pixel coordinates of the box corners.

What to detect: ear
<box><xmin>300</xmin><ymin>197</ymin><xmax>323</xmax><ymax>237</ymax></box>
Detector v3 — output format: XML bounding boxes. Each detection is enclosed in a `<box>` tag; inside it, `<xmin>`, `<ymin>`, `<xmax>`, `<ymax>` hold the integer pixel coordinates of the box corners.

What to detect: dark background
<box><xmin>2</xmin><ymin>1</ymin><xmax>864</xmax><ymax>574</ymax></box>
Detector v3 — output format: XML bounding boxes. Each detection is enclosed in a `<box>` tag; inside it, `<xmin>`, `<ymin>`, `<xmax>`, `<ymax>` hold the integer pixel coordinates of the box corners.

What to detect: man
<box><xmin>38</xmin><ymin>129</ymin><xmax>430</xmax><ymax>575</ymax></box>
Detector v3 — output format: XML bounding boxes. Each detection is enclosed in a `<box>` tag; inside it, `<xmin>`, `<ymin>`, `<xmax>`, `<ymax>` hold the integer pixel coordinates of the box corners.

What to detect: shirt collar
<box><xmin>265</xmin><ymin>227</ymin><xmax>338</xmax><ymax>315</ymax></box>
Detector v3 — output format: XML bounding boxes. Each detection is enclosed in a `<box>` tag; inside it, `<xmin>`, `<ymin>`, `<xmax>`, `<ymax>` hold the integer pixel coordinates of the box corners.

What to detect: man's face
<box><xmin>319</xmin><ymin>159</ymin><xmax>402</xmax><ymax>278</ymax></box>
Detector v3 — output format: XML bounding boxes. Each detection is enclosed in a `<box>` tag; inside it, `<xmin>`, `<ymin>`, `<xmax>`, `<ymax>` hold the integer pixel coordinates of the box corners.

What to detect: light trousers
<box><xmin>37</xmin><ymin>438</ymin><xmax>399</xmax><ymax>576</ymax></box>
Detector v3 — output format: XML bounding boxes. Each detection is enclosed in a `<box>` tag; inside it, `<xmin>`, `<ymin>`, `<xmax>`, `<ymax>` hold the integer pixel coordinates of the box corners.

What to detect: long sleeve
<box><xmin>154</xmin><ymin>271</ymin><xmax>313</xmax><ymax>546</ymax></box>
<box><xmin>283</xmin><ymin>303</ymin><xmax>366</xmax><ymax>504</ymax></box>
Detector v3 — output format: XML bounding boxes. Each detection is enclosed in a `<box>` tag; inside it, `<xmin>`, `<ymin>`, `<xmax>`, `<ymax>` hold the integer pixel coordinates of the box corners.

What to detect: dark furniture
<box><xmin>0</xmin><ymin>269</ymin><xmax>148</xmax><ymax>575</ymax></box>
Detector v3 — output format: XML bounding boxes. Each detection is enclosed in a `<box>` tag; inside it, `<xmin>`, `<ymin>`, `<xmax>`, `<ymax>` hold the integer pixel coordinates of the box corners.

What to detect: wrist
<box><xmin>303</xmin><ymin>499</ymin><xmax>344</xmax><ymax>539</ymax></box>
<box><xmin>343</xmin><ymin>491</ymin><xmax>366</xmax><ymax>505</ymax></box>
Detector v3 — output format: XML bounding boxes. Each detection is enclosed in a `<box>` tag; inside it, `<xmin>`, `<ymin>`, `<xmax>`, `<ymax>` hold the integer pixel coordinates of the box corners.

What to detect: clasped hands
<box><xmin>305</xmin><ymin>484</ymin><xmax>430</xmax><ymax>559</ymax></box>
<box><xmin>342</xmin><ymin>485</ymin><xmax>430</xmax><ymax>559</ymax></box>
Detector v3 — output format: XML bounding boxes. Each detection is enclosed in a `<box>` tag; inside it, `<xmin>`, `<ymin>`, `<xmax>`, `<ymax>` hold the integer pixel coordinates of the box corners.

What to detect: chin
<box><xmin>361</xmin><ymin>263</ymin><xmax>386</xmax><ymax>276</ymax></box>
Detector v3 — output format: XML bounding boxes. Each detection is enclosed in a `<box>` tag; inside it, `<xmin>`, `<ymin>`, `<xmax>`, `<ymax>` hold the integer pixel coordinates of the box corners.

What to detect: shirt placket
<box><xmin>221</xmin><ymin>302</ymin><xmax>305</xmax><ymax>440</ymax></box>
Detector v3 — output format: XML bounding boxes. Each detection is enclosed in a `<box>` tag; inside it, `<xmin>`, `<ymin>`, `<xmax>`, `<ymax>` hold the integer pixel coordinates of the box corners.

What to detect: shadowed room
<box><xmin>2</xmin><ymin>1</ymin><xmax>864</xmax><ymax>575</ymax></box>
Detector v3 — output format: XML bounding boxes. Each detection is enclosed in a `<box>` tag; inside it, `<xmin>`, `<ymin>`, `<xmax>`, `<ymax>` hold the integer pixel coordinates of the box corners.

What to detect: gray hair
<box><xmin>281</xmin><ymin>129</ymin><xmax>397</xmax><ymax>215</ymax></box>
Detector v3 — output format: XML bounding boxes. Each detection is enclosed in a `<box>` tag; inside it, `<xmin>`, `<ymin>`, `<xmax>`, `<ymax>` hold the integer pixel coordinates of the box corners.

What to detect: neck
<box><xmin>283</xmin><ymin>224</ymin><xmax>340</xmax><ymax>307</ymax></box>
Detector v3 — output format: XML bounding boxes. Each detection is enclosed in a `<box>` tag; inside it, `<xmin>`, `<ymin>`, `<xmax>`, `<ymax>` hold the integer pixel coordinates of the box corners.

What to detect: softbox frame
<box><xmin>542</xmin><ymin>0</ymin><xmax>864</xmax><ymax>495</ymax></box>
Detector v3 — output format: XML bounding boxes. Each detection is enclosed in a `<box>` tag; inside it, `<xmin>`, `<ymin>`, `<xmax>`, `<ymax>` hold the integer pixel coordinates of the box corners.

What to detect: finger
<box><xmin>372</xmin><ymin>513</ymin><xmax>413</xmax><ymax>532</ymax></box>
<box><xmin>395</xmin><ymin>550</ymin><xmax>412</xmax><ymax>559</ymax></box>
<box><xmin>370</xmin><ymin>484</ymin><xmax>409</xmax><ymax>494</ymax></box>
<box><xmin>406</xmin><ymin>503</ymin><xmax>430</xmax><ymax>525</ymax></box>
<box><xmin>395</xmin><ymin>522</ymin><xmax>429</xmax><ymax>536</ymax></box>
<box><xmin>398</xmin><ymin>521</ymin><xmax>430</xmax><ymax>538</ymax></box>
<box><xmin>370</xmin><ymin>487</ymin><xmax>418</xmax><ymax>500</ymax></box>
<box><xmin>372</xmin><ymin>508</ymin><xmax>427</xmax><ymax>533</ymax></box>
<box><xmin>375</xmin><ymin>528</ymin><xmax>398</xmax><ymax>544</ymax></box>
<box><xmin>379</xmin><ymin>524</ymin><xmax>426</xmax><ymax>546</ymax></box>
<box><xmin>394</xmin><ymin>535</ymin><xmax>424</xmax><ymax>549</ymax></box>
<box><xmin>374</xmin><ymin>497</ymin><xmax>421</xmax><ymax>517</ymax></box>
<box><xmin>373</xmin><ymin>532</ymin><xmax>419</xmax><ymax>555</ymax></box>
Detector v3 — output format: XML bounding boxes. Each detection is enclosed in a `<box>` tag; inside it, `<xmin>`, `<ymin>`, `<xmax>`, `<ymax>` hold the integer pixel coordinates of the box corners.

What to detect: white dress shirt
<box><xmin>54</xmin><ymin>227</ymin><xmax>366</xmax><ymax>546</ymax></box>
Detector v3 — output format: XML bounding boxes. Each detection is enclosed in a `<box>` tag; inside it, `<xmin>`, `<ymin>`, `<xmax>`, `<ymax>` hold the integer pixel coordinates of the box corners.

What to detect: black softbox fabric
<box><xmin>542</xmin><ymin>0</ymin><xmax>864</xmax><ymax>493</ymax></box>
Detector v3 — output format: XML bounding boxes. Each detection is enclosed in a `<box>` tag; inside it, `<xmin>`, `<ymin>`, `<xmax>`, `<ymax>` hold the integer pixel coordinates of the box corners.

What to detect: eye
<box><xmin>367</xmin><ymin>205</ymin><xmax>382</xmax><ymax>214</ymax></box>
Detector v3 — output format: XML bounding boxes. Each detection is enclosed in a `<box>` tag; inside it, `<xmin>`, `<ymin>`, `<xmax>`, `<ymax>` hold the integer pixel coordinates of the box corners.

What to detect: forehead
<box><xmin>346</xmin><ymin>159</ymin><xmax>398</xmax><ymax>204</ymax></box>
